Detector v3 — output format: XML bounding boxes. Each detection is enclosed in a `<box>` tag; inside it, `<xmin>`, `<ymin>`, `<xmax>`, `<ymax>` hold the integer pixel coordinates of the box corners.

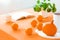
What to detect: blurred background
<box><xmin>0</xmin><ymin>0</ymin><xmax>60</xmax><ymax>14</ymax></box>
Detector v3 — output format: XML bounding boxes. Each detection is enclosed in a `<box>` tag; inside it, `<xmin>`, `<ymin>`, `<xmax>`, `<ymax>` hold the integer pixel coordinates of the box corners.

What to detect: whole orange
<box><xmin>31</xmin><ymin>20</ymin><xmax>37</xmax><ymax>28</ymax></box>
<box><xmin>12</xmin><ymin>23</ymin><xmax>18</xmax><ymax>31</ymax></box>
<box><xmin>25</xmin><ymin>28</ymin><xmax>33</xmax><ymax>35</ymax></box>
<box><xmin>37</xmin><ymin>15</ymin><xmax>43</xmax><ymax>22</ymax></box>
<box><xmin>37</xmin><ymin>22</ymin><xmax>43</xmax><ymax>31</ymax></box>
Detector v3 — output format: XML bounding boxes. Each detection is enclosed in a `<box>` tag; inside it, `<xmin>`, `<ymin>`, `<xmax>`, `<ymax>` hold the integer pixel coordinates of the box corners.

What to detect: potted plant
<box><xmin>33</xmin><ymin>0</ymin><xmax>56</xmax><ymax>17</ymax></box>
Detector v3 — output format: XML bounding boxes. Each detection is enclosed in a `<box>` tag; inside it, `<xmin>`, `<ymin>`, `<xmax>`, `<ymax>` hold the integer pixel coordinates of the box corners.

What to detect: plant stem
<box><xmin>44</xmin><ymin>0</ymin><xmax>46</xmax><ymax>2</ymax></box>
<box><xmin>37</xmin><ymin>0</ymin><xmax>40</xmax><ymax>4</ymax></box>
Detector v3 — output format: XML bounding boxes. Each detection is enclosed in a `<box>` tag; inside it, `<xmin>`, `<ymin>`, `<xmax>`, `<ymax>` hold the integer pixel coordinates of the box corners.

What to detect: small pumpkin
<box><xmin>42</xmin><ymin>21</ymin><xmax>57</xmax><ymax>36</ymax></box>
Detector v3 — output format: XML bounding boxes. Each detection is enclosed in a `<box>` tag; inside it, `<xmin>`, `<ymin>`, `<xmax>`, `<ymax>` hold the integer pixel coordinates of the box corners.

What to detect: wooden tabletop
<box><xmin>0</xmin><ymin>8</ymin><xmax>60</xmax><ymax>40</ymax></box>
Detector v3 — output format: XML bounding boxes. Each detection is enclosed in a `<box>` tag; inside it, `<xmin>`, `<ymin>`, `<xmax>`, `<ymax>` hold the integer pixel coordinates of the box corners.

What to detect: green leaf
<box><xmin>48</xmin><ymin>0</ymin><xmax>50</xmax><ymax>1</ymax></box>
<box><xmin>42</xmin><ymin>3</ymin><xmax>48</xmax><ymax>10</ymax></box>
<box><xmin>37</xmin><ymin>0</ymin><xmax>40</xmax><ymax>4</ymax></box>
<box><xmin>44</xmin><ymin>0</ymin><xmax>46</xmax><ymax>2</ymax></box>
<box><xmin>34</xmin><ymin>5</ymin><xmax>41</xmax><ymax>12</ymax></box>
<box><xmin>52</xmin><ymin>7</ymin><xmax>56</xmax><ymax>12</ymax></box>
<box><xmin>53</xmin><ymin>3</ymin><xmax>55</xmax><ymax>7</ymax></box>
<box><xmin>48</xmin><ymin>3</ymin><xmax>53</xmax><ymax>8</ymax></box>
<box><xmin>52</xmin><ymin>3</ymin><xmax>56</xmax><ymax>12</ymax></box>
<box><xmin>40</xmin><ymin>2</ymin><xmax>43</xmax><ymax>7</ymax></box>
<box><xmin>47</xmin><ymin>8</ymin><xmax>51</xmax><ymax>12</ymax></box>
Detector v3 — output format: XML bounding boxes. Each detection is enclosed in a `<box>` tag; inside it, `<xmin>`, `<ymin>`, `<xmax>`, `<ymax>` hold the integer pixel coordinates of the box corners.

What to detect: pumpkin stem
<box><xmin>51</xmin><ymin>20</ymin><xmax>54</xmax><ymax>24</ymax></box>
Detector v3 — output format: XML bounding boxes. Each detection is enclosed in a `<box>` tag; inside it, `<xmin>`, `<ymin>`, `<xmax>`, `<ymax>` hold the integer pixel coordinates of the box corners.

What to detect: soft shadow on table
<box><xmin>0</xmin><ymin>29</ymin><xmax>59</xmax><ymax>40</ymax></box>
<box><xmin>23</xmin><ymin>33</ymin><xmax>60</xmax><ymax>40</ymax></box>
<box><xmin>0</xmin><ymin>30</ymin><xmax>17</xmax><ymax>40</ymax></box>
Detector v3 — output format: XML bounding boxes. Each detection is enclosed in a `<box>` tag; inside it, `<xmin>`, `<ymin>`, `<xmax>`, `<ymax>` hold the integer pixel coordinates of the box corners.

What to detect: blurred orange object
<box><xmin>37</xmin><ymin>15</ymin><xmax>43</xmax><ymax>22</ymax></box>
<box><xmin>31</xmin><ymin>20</ymin><xmax>37</xmax><ymax>28</ymax></box>
<box><xmin>43</xmin><ymin>16</ymin><xmax>53</xmax><ymax>22</ymax></box>
<box><xmin>42</xmin><ymin>21</ymin><xmax>57</xmax><ymax>36</ymax></box>
<box><xmin>0</xmin><ymin>30</ymin><xmax>16</xmax><ymax>40</ymax></box>
<box><xmin>25</xmin><ymin>28</ymin><xmax>33</xmax><ymax>35</ymax></box>
<box><xmin>6</xmin><ymin>15</ymin><xmax>14</xmax><ymax>26</ymax></box>
<box><xmin>37</xmin><ymin>22</ymin><xmax>43</xmax><ymax>31</ymax></box>
<box><xmin>12</xmin><ymin>23</ymin><xmax>18</xmax><ymax>31</ymax></box>
<box><xmin>6</xmin><ymin>21</ymin><xmax>14</xmax><ymax>26</ymax></box>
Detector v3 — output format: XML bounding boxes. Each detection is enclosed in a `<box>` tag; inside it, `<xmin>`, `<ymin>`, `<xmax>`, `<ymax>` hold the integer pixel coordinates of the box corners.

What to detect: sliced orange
<box><xmin>12</xmin><ymin>23</ymin><xmax>18</xmax><ymax>31</ymax></box>
<box><xmin>31</xmin><ymin>20</ymin><xmax>37</xmax><ymax>28</ymax></box>
<box><xmin>37</xmin><ymin>22</ymin><xmax>43</xmax><ymax>31</ymax></box>
<box><xmin>25</xmin><ymin>28</ymin><xmax>33</xmax><ymax>35</ymax></box>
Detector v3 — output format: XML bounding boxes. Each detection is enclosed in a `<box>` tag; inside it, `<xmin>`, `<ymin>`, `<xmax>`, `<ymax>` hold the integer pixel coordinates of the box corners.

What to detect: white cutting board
<box><xmin>9</xmin><ymin>11</ymin><xmax>34</xmax><ymax>20</ymax></box>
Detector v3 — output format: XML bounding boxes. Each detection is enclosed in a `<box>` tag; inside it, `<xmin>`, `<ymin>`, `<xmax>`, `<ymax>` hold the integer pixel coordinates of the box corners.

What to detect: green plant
<box><xmin>34</xmin><ymin>0</ymin><xmax>57</xmax><ymax>13</ymax></box>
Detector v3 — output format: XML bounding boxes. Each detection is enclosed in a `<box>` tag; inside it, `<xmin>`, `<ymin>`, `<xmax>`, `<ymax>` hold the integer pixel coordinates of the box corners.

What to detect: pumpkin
<box><xmin>25</xmin><ymin>28</ymin><xmax>33</xmax><ymax>35</ymax></box>
<box><xmin>37</xmin><ymin>22</ymin><xmax>43</xmax><ymax>31</ymax></box>
<box><xmin>37</xmin><ymin>15</ymin><xmax>43</xmax><ymax>22</ymax></box>
<box><xmin>12</xmin><ymin>23</ymin><xmax>18</xmax><ymax>31</ymax></box>
<box><xmin>42</xmin><ymin>21</ymin><xmax>57</xmax><ymax>36</ymax></box>
<box><xmin>31</xmin><ymin>20</ymin><xmax>37</xmax><ymax>28</ymax></box>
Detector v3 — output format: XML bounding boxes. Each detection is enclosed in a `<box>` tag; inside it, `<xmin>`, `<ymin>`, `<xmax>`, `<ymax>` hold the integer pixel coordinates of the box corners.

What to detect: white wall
<box><xmin>0</xmin><ymin>0</ymin><xmax>60</xmax><ymax>14</ymax></box>
<box><xmin>0</xmin><ymin>0</ymin><xmax>36</xmax><ymax>14</ymax></box>
<box><xmin>50</xmin><ymin>0</ymin><xmax>60</xmax><ymax>13</ymax></box>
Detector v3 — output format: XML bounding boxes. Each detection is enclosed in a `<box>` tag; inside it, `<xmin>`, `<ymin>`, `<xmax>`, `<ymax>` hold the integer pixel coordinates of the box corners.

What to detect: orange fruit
<box><xmin>42</xmin><ymin>21</ymin><xmax>57</xmax><ymax>36</ymax></box>
<box><xmin>31</xmin><ymin>20</ymin><xmax>37</xmax><ymax>28</ymax></box>
<box><xmin>37</xmin><ymin>22</ymin><xmax>43</xmax><ymax>31</ymax></box>
<box><xmin>37</xmin><ymin>15</ymin><xmax>43</xmax><ymax>22</ymax></box>
<box><xmin>25</xmin><ymin>28</ymin><xmax>33</xmax><ymax>35</ymax></box>
<box><xmin>12</xmin><ymin>23</ymin><xmax>18</xmax><ymax>31</ymax></box>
